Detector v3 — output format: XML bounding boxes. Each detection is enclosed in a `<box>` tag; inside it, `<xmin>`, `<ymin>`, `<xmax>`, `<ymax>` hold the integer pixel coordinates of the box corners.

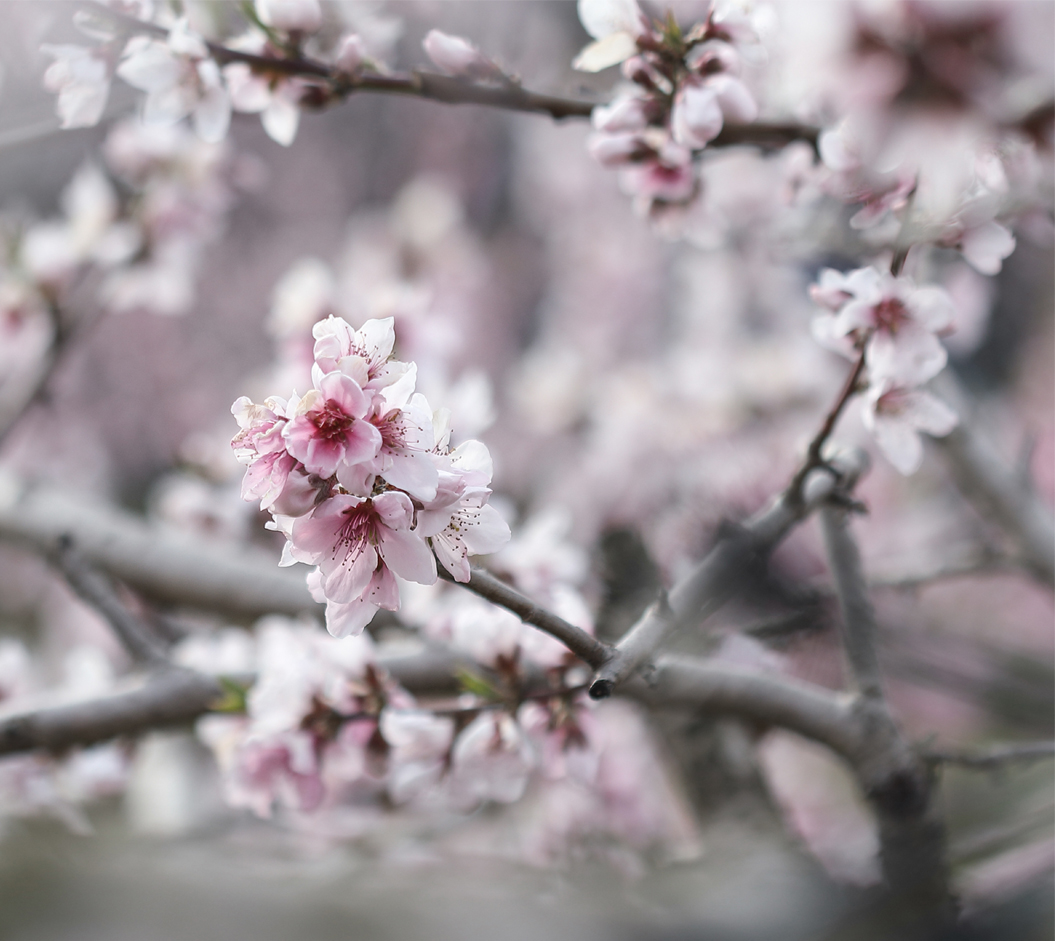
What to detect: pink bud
<box><xmin>335</xmin><ymin>34</ymin><xmax>367</xmax><ymax>75</ymax></box>
<box><xmin>423</xmin><ymin>30</ymin><xmax>500</xmax><ymax>81</ymax></box>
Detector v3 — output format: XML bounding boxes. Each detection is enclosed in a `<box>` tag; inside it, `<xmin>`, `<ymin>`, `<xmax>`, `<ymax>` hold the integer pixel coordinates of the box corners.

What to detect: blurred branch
<box><xmin>0</xmin><ymin>473</ymin><xmax>322</xmax><ymax>621</ymax></box>
<box><xmin>50</xmin><ymin>537</ymin><xmax>170</xmax><ymax>665</ymax></box>
<box><xmin>590</xmin><ymin>447</ymin><xmax>871</xmax><ymax>698</ymax></box>
<box><xmin>0</xmin><ymin>667</ymin><xmax>223</xmax><ymax>756</ymax></box>
<box><xmin>934</xmin><ymin>373</ymin><xmax>1055</xmax><ymax>588</ymax></box>
<box><xmin>820</xmin><ymin>506</ymin><xmax>884</xmax><ymax>700</ymax></box>
<box><xmin>78</xmin><ymin>1</ymin><xmax>820</xmax><ymax>145</ymax></box>
<box><xmin>925</xmin><ymin>741</ymin><xmax>1055</xmax><ymax>770</ymax></box>
<box><xmin>440</xmin><ymin>565</ymin><xmax>610</xmax><ymax>668</ymax></box>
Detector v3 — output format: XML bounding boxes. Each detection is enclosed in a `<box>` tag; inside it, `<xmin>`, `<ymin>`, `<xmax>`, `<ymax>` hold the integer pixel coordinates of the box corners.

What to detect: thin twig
<box><xmin>784</xmin><ymin>350</ymin><xmax>868</xmax><ymax>509</ymax></box>
<box><xmin>924</xmin><ymin>741</ymin><xmax>1055</xmax><ymax>770</ymax></box>
<box><xmin>439</xmin><ymin>566</ymin><xmax>610</xmax><ymax>669</ymax></box>
<box><xmin>77</xmin><ymin>0</ymin><xmax>820</xmax><ymax>145</ymax></box>
<box><xmin>50</xmin><ymin>537</ymin><xmax>170</xmax><ymax>665</ymax></box>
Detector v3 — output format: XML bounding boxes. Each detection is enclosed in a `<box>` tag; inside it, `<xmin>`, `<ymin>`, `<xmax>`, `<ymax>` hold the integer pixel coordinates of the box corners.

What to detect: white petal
<box><xmin>871</xmin><ymin>413</ymin><xmax>924</xmax><ymax>475</ymax></box>
<box><xmin>902</xmin><ymin>390</ymin><xmax>958</xmax><ymax>438</ymax></box>
<box><xmin>379</xmin><ymin>528</ymin><xmax>437</xmax><ymax>585</ymax></box>
<box><xmin>960</xmin><ymin>221</ymin><xmax>1016</xmax><ymax>276</ymax></box>
<box><xmin>262</xmin><ymin>94</ymin><xmax>300</xmax><ymax>146</ymax></box>
<box><xmin>572</xmin><ymin>32</ymin><xmax>639</xmax><ymax>72</ymax></box>
<box><xmin>577</xmin><ymin>0</ymin><xmax>643</xmax><ymax>39</ymax></box>
<box><xmin>193</xmin><ymin>84</ymin><xmax>231</xmax><ymax>143</ymax></box>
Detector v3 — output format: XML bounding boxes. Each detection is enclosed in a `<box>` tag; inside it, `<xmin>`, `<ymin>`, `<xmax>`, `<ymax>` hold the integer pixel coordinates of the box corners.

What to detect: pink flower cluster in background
<box><xmin>578</xmin><ymin>0</ymin><xmax>760</xmax><ymax>215</ymax></box>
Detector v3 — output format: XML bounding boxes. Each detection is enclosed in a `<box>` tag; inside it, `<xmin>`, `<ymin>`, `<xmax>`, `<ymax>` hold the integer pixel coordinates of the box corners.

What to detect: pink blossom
<box><xmin>117</xmin><ymin>21</ymin><xmax>231</xmax><ymax>144</ymax></box>
<box><xmin>289</xmin><ymin>490</ymin><xmax>435</xmax><ymax>612</ymax></box>
<box><xmin>363</xmin><ymin>391</ymin><xmax>439</xmax><ymax>501</ymax></box>
<box><xmin>417</xmin><ymin>439</ymin><xmax>510</xmax><ymax>582</ymax></box>
<box><xmin>312</xmin><ymin>315</ymin><xmax>407</xmax><ymax>391</ymax></box>
<box><xmin>863</xmin><ymin>380</ymin><xmax>958</xmax><ymax>475</ymax></box>
<box><xmin>812</xmin><ymin>267</ymin><xmax>955</xmax><ymax>385</ymax></box>
<box><xmin>619</xmin><ymin>141</ymin><xmax>696</xmax><ymax>205</ymax></box>
<box><xmin>671</xmin><ymin>74</ymin><xmax>757</xmax><ymax>150</ymax></box>
<box><xmin>283</xmin><ymin>372</ymin><xmax>381</xmax><ymax>478</ymax></box>
<box><xmin>450</xmin><ymin>712</ymin><xmax>535</xmax><ymax>805</ymax></box>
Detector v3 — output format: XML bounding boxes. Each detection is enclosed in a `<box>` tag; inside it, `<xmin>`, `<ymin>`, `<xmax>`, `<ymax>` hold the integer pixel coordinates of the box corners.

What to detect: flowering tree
<box><xmin>0</xmin><ymin>0</ymin><xmax>1052</xmax><ymax>935</ymax></box>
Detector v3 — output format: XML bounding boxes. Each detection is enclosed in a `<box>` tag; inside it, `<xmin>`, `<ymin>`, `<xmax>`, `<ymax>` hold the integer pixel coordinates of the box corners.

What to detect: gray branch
<box><xmin>50</xmin><ymin>538</ymin><xmax>170</xmax><ymax>665</ymax></box>
<box><xmin>0</xmin><ymin>473</ymin><xmax>322</xmax><ymax>621</ymax></box>
<box><xmin>925</xmin><ymin>741</ymin><xmax>1055</xmax><ymax>770</ymax></box>
<box><xmin>819</xmin><ymin>504</ymin><xmax>884</xmax><ymax>699</ymax></box>
<box><xmin>441</xmin><ymin>566</ymin><xmax>610</xmax><ymax>668</ymax></box>
<box><xmin>590</xmin><ymin>448</ymin><xmax>871</xmax><ymax>698</ymax></box>
<box><xmin>934</xmin><ymin>374</ymin><xmax>1055</xmax><ymax>587</ymax></box>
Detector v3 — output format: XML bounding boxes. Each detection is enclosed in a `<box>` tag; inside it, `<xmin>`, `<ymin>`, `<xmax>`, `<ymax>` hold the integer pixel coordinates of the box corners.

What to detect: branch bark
<box><xmin>590</xmin><ymin>448</ymin><xmax>871</xmax><ymax>697</ymax></box>
<box><xmin>924</xmin><ymin>741</ymin><xmax>1055</xmax><ymax>770</ymax></box>
<box><xmin>934</xmin><ymin>374</ymin><xmax>1055</xmax><ymax>587</ymax></box>
<box><xmin>0</xmin><ymin>473</ymin><xmax>321</xmax><ymax>621</ymax></box>
<box><xmin>440</xmin><ymin>565</ymin><xmax>610</xmax><ymax>668</ymax></box>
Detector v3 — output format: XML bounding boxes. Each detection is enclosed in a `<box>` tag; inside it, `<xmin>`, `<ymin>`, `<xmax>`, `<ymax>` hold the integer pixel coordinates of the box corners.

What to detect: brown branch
<box><xmin>820</xmin><ymin>502</ymin><xmax>884</xmax><ymax>700</ymax></box>
<box><xmin>439</xmin><ymin>565</ymin><xmax>610</xmax><ymax>669</ymax></box>
<box><xmin>784</xmin><ymin>350</ymin><xmax>868</xmax><ymax>509</ymax></box>
<box><xmin>77</xmin><ymin>1</ymin><xmax>819</xmax><ymax>144</ymax></box>
<box><xmin>0</xmin><ymin>667</ymin><xmax>223</xmax><ymax>756</ymax></box>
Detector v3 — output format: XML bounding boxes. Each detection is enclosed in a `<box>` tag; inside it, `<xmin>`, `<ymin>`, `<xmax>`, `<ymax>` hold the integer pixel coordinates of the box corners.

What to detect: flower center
<box><xmin>312</xmin><ymin>400</ymin><xmax>355</xmax><ymax>441</ymax></box>
<box><xmin>873</xmin><ymin>297</ymin><xmax>908</xmax><ymax>334</ymax></box>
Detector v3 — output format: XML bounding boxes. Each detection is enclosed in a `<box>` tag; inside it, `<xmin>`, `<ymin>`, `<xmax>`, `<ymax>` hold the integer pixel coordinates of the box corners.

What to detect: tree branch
<box><xmin>819</xmin><ymin>503</ymin><xmax>884</xmax><ymax>700</ymax></box>
<box><xmin>439</xmin><ymin>565</ymin><xmax>610</xmax><ymax>669</ymax></box>
<box><xmin>934</xmin><ymin>373</ymin><xmax>1055</xmax><ymax>587</ymax></box>
<box><xmin>924</xmin><ymin>741</ymin><xmax>1055</xmax><ymax>770</ymax></box>
<box><xmin>77</xmin><ymin>1</ymin><xmax>819</xmax><ymax>147</ymax></box>
<box><xmin>589</xmin><ymin>447</ymin><xmax>871</xmax><ymax>698</ymax></box>
<box><xmin>49</xmin><ymin>537</ymin><xmax>170</xmax><ymax>665</ymax></box>
<box><xmin>0</xmin><ymin>473</ymin><xmax>321</xmax><ymax>621</ymax></box>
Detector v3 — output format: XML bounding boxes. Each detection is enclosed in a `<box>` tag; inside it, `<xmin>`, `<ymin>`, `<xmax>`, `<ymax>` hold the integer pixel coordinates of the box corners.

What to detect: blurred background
<box><xmin>0</xmin><ymin>1</ymin><xmax>1050</xmax><ymax>938</ymax></box>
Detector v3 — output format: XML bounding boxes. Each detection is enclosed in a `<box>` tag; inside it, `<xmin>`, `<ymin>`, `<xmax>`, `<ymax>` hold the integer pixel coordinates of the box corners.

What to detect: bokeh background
<box><xmin>0</xmin><ymin>2</ymin><xmax>1051</xmax><ymax>938</ymax></box>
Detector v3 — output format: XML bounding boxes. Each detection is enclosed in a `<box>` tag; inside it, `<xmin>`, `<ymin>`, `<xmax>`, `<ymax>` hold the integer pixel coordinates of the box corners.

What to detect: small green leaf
<box><xmin>212</xmin><ymin>676</ymin><xmax>250</xmax><ymax>714</ymax></box>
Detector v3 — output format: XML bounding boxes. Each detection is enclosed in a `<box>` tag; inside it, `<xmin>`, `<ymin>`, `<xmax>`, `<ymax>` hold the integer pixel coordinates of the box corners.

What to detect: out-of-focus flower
<box><xmin>116</xmin><ymin>20</ymin><xmax>231</xmax><ymax>143</ymax></box>
<box><xmin>42</xmin><ymin>44</ymin><xmax>112</xmax><ymax>129</ymax></box>
<box><xmin>863</xmin><ymin>379</ymin><xmax>957</xmax><ymax>475</ymax></box>
<box><xmin>811</xmin><ymin>267</ymin><xmax>954</xmax><ymax>386</ymax></box>
<box><xmin>255</xmin><ymin>0</ymin><xmax>323</xmax><ymax>34</ymax></box>
<box><xmin>574</xmin><ymin>0</ymin><xmax>646</xmax><ymax>73</ymax></box>
<box><xmin>422</xmin><ymin>30</ymin><xmax>503</xmax><ymax>82</ymax></box>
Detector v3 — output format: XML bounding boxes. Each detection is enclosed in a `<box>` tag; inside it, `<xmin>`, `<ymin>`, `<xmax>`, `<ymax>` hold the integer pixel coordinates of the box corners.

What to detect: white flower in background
<box><xmin>117</xmin><ymin>20</ymin><xmax>231</xmax><ymax>143</ymax></box>
<box><xmin>863</xmin><ymin>379</ymin><xmax>958</xmax><ymax>475</ymax></box>
<box><xmin>255</xmin><ymin>0</ymin><xmax>323</xmax><ymax>34</ymax></box>
<box><xmin>42</xmin><ymin>44</ymin><xmax>112</xmax><ymax>129</ymax></box>
<box><xmin>422</xmin><ymin>30</ymin><xmax>503</xmax><ymax>82</ymax></box>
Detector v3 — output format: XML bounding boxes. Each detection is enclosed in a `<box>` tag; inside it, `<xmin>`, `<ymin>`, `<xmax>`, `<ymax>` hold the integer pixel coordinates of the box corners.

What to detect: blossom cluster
<box><xmin>188</xmin><ymin>617</ymin><xmax>698</xmax><ymax>867</ymax></box>
<box><xmin>576</xmin><ymin>0</ymin><xmax>761</xmax><ymax>216</ymax></box>
<box><xmin>231</xmin><ymin>315</ymin><xmax>510</xmax><ymax>637</ymax></box>
<box><xmin>42</xmin><ymin>0</ymin><xmax>378</xmax><ymax>147</ymax></box>
<box><xmin>810</xmin><ymin>266</ymin><xmax>958</xmax><ymax>475</ymax></box>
